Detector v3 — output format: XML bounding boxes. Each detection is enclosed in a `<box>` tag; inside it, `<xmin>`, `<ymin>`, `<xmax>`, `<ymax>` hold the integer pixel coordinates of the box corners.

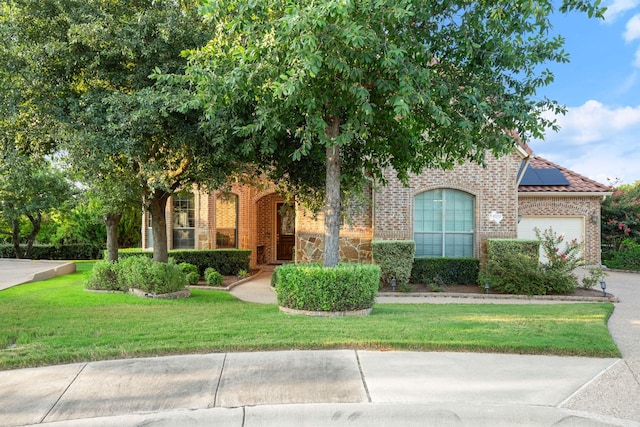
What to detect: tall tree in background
<box><xmin>184</xmin><ymin>0</ymin><xmax>604</xmax><ymax>267</ymax></box>
<box><xmin>0</xmin><ymin>151</ymin><xmax>74</xmax><ymax>258</ymax></box>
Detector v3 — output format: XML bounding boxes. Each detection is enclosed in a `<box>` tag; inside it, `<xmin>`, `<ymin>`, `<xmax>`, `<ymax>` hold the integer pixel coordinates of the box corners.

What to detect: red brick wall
<box><xmin>373</xmin><ymin>152</ymin><xmax>522</xmax><ymax>263</ymax></box>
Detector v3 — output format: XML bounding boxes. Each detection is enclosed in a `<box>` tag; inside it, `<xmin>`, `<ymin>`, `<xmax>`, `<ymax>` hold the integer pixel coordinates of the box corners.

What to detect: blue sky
<box><xmin>530</xmin><ymin>0</ymin><xmax>640</xmax><ymax>186</ymax></box>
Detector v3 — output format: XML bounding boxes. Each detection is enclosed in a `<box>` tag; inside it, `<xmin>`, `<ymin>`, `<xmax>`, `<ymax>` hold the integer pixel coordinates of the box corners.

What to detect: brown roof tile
<box><xmin>518</xmin><ymin>156</ymin><xmax>611</xmax><ymax>194</ymax></box>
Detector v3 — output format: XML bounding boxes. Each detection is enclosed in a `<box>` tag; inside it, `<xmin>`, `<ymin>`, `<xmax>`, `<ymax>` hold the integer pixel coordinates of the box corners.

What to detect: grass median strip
<box><xmin>0</xmin><ymin>262</ymin><xmax>620</xmax><ymax>370</ymax></box>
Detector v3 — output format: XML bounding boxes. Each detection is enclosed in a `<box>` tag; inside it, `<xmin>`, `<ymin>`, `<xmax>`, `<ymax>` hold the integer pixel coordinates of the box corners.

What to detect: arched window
<box><xmin>216</xmin><ymin>193</ymin><xmax>238</xmax><ymax>248</ymax></box>
<box><xmin>414</xmin><ymin>189</ymin><xmax>474</xmax><ymax>258</ymax></box>
<box><xmin>173</xmin><ymin>192</ymin><xmax>195</xmax><ymax>249</ymax></box>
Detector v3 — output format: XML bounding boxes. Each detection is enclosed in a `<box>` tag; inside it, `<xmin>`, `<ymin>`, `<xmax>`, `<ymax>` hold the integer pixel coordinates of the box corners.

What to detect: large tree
<box><xmin>183</xmin><ymin>0</ymin><xmax>603</xmax><ymax>267</ymax></box>
<box><xmin>2</xmin><ymin>0</ymin><xmax>244</xmax><ymax>262</ymax></box>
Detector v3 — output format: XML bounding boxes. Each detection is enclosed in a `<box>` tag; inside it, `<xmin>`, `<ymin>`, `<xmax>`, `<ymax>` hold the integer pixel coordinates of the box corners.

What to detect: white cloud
<box><xmin>605</xmin><ymin>0</ymin><xmax>640</xmax><ymax>23</ymax></box>
<box><xmin>543</xmin><ymin>100</ymin><xmax>640</xmax><ymax>144</ymax></box>
<box><xmin>533</xmin><ymin>100</ymin><xmax>640</xmax><ymax>185</ymax></box>
<box><xmin>624</xmin><ymin>13</ymin><xmax>640</xmax><ymax>41</ymax></box>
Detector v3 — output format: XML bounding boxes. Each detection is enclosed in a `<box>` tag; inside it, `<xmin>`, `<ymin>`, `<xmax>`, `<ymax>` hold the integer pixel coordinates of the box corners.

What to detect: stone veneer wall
<box><xmin>295</xmin><ymin>187</ymin><xmax>374</xmax><ymax>263</ymax></box>
<box><xmin>518</xmin><ymin>196</ymin><xmax>604</xmax><ymax>265</ymax></box>
<box><xmin>374</xmin><ymin>152</ymin><xmax>523</xmax><ymax>264</ymax></box>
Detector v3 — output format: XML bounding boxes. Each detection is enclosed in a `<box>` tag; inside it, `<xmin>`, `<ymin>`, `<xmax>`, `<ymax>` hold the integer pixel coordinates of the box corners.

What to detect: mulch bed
<box><xmin>378</xmin><ymin>282</ymin><xmax>608</xmax><ymax>298</ymax></box>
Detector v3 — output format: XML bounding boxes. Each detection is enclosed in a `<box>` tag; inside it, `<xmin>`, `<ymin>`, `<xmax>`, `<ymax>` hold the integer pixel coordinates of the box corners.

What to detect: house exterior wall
<box><xmin>373</xmin><ymin>152</ymin><xmax>522</xmax><ymax>263</ymax></box>
<box><xmin>295</xmin><ymin>188</ymin><xmax>374</xmax><ymax>263</ymax></box>
<box><xmin>518</xmin><ymin>195</ymin><xmax>604</xmax><ymax>265</ymax></box>
<box><xmin>140</xmin><ymin>154</ymin><xmax>605</xmax><ymax>268</ymax></box>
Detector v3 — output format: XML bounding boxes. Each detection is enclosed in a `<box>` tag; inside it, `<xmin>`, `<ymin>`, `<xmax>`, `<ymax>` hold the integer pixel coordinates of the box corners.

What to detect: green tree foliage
<box><xmin>1</xmin><ymin>0</ymin><xmax>244</xmax><ymax>263</ymax></box>
<box><xmin>0</xmin><ymin>151</ymin><xmax>74</xmax><ymax>258</ymax></box>
<box><xmin>602</xmin><ymin>181</ymin><xmax>640</xmax><ymax>252</ymax></box>
<box><xmin>182</xmin><ymin>0</ymin><xmax>604</xmax><ymax>267</ymax></box>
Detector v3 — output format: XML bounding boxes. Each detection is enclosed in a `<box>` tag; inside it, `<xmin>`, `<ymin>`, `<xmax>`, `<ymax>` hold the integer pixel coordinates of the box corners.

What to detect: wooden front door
<box><xmin>276</xmin><ymin>203</ymin><xmax>295</xmax><ymax>261</ymax></box>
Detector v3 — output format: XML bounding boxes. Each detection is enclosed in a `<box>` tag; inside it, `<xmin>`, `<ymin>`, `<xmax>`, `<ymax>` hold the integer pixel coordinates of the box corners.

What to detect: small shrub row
<box><xmin>372</xmin><ymin>240</ymin><xmax>415</xmax><ymax>286</ymax></box>
<box><xmin>604</xmin><ymin>242</ymin><xmax>640</xmax><ymax>271</ymax></box>
<box><xmin>85</xmin><ymin>257</ymin><xmax>188</xmax><ymax>295</ymax></box>
<box><xmin>274</xmin><ymin>263</ymin><xmax>380</xmax><ymax>312</ymax></box>
<box><xmin>114</xmin><ymin>249</ymin><xmax>250</xmax><ymax>275</ymax></box>
<box><xmin>411</xmin><ymin>258</ymin><xmax>479</xmax><ymax>285</ymax></box>
<box><xmin>0</xmin><ymin>243</ymin><xmax>103</xmax><ymax>260</ymax></box>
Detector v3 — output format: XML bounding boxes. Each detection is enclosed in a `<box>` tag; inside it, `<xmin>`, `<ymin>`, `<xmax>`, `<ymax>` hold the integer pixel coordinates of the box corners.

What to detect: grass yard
<box><xmin>0</xmin><ymin>262</ymin><xmax>620</xmax><ymax>370</ymax></box>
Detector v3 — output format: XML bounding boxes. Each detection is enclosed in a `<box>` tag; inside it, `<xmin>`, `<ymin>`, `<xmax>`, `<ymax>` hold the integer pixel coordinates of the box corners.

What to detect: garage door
<box><xmin>517</xmin><ymin>217</ymin><xmax>585</xmax><ymax>262</ymax></box>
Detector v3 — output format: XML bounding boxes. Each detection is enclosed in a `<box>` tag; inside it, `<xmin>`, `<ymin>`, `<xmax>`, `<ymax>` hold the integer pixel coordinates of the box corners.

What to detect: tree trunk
<box><xmin>323</xmin><ymin>115</ymin><xmax>341</xmax><ymax>268</ymax></box>
<box><xmin>149</xmin><ymin>189</ymin><xmax>170</xmax><ymax>263</ymax></box>
<box><xmin>11</xmin><ymin>219</ymin><xmax>23</xmax><ymax>259</ymax></box>
<box><xmin>24</xmin><ymin>213</ymin><xmax>41</xmax><ymax>259</ymax></box>
<box><xmin>104</xmin><ymin>213</ymin><xmax>122</xmax><ymax>262</ymax></box>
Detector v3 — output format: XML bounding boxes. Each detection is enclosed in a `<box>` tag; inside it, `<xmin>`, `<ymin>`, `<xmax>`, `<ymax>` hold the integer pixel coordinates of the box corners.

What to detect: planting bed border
<box><xmin>278</xmin><ymin>306</ymin><xmax>373</xmax><ymax>317</ymax></box>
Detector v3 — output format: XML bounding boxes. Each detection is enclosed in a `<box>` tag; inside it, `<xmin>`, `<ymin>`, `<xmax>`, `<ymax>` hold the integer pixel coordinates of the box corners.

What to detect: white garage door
<box><xmin>517</xmin><ymin>217</ymin><xmax>585</xmax><ymax>262</ymax></box>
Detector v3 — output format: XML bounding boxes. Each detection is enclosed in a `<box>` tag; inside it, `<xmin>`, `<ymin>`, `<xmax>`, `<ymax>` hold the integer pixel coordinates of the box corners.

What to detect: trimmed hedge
<box><xmin>0</xmin><ymin>243</ymin><xmax>103</xmax><ymax>260</ymax></box>
<box><xmin>114</xmin><ymin>249</ymin><xmax>250</xmax><ymax>276</ymax></box>
<box><xmin>275</xmin><ymin>263</ymin><xmax>380</xmax><ymax>312</ymax></box>
<box><xmin>411</xmin><ymin>258</ymin><xmax>480</xmax><ymax>285</ymax></box>
<box><xmin>486</xmin><ymin>239</ymin><xmax>540</xmax><ymax>260</ymax></box>
<box><xmin>372</xmin><ymin>240</ymin><xmax>415</xmax><ymax>286</ymax></box>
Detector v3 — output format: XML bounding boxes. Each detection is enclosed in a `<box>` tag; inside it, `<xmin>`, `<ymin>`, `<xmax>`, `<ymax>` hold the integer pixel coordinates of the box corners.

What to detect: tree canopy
<box><xmin>182</xmin><ymin>0</ymin><xmax>605</xmax><ymax>266</ymax></box>
<box><xmin>1</xmin><ymin>0</ymin><xmax>249</xmax><ymax>262</ymax></box>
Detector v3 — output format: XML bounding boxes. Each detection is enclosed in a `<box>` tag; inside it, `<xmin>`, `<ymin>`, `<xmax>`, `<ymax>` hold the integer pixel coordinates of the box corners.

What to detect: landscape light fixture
<box><xmin>600</xmin><ymin>278</ymin><xmax>607</xmax><ymax>297</ymax></box>
<box><xmin>391</xmin><ymin>277</ymin><xmax>397</xmax><ymax>292</ymax></box>
<box><xmin>484</xmin><ymin>280</ymin><xmax>490</xmax><ymax>294</ymax></box>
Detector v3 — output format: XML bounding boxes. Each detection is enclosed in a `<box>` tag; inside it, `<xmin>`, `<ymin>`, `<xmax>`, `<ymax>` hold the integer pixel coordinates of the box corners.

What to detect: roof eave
<box><xmin>518</xmin><ymin>191</ymin><xmax>613</xmax><ymax>197</ymax></box>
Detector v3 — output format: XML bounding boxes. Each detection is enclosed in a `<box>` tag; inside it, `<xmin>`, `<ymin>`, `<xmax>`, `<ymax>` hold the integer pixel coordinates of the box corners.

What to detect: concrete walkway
<box><xmin>1</xmin><ymin>262</ymin><xmax>639</xmax><ymax>426</ymax></box>
<box><xmin>0</xmin><ymin>259</ymin><xmax>76</xmax><ymax>291</ymax></box>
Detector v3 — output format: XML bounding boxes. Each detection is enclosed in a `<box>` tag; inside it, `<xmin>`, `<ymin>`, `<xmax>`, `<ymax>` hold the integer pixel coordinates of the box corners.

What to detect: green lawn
<box><xmin>0</xmin><ymin>262</ymin><xmax>620</xmax><ymax>370</ymax></box>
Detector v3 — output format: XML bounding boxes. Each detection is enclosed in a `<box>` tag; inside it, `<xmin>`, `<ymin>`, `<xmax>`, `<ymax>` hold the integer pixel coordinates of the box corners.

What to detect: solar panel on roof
<box><xmin>520</xmin><ymin>165</ymin><xmax>570</xmax><ymax>186</ymax></box>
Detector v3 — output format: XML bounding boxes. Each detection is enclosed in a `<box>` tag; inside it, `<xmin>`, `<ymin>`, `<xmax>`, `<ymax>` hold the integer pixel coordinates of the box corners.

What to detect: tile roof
<box><xmin>518</xmin><ymin>156</ymin><xmax>611</xmax><ymax>194</ymax></box>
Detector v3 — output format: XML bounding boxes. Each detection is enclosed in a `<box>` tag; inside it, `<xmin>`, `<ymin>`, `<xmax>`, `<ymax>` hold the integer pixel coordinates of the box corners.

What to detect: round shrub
<box><xmin>119</xmin><ymin>256</ymin><xmax>187</xmax><ymax>294</ymax></box>
<box><xmin>178</xmin><ymin>262</ymin><xmax>200</xmax><ymax>285</ymax></box>
<box><xmin>85</xmin><ymin>260</ymin><xmax>127</xmax><ymax>292</ymax></box>
<box><xmin>275</xmin><ymin>263</ymin><xmax>380</xmax><ymax>312</ymax></box>
<box><xmin>204</xmin><ymin>267</ymin><xmax>223</xmax><ymax>286</ymax></box>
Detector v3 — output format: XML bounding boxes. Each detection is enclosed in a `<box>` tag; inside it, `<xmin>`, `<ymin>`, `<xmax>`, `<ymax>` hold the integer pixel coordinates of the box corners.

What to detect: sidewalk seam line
<box><xmin>557</xmin><ymin>359</ymin><xmax>622</xmax><ymax>408</ymax></box>
<box><xmin>355</xmin><ymin>350</ymin><xmax>372</xmax><ymax>403</ymax></box>
<box><xmin>40</xmin><ymin>362</ymin><xmax>87</xmax><ymax>424</ymax></box>
<box><xmin>213</xmin><ymin>353</ymin><xmax>227</xmax><ymax>408</ymax></box>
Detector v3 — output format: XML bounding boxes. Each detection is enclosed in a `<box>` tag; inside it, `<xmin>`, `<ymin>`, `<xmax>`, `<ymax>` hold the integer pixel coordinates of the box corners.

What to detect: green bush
<box><xmin>411</xmin><ymin>258</ymin><xmax>479</xmax><ymax>285</ymax></box>
<box><xmin>372</xmin><ymin>240</ymin><xmax>415</xmax><ymax>286</ymax></box>
<box><xmin>605</xmin><ymin>242</ymin><xmax>640</xmax><ymax>270</ymax></box>
<box><xmin>204</xmin><ymin>267</ymin><xmax>224</xmax><ymax>286</ymax></box>
<box><xmin>274</xmin><ymin>263</ymin><xmax>380</xmax><ymax>312</ymax></box>
<box><xmin>84</xmin><ymin>260</ymin><xmax>127</xmax><ymax>292</ymax></box>
<box><xmin>119</xmin><ymin>256</ymin><xmax>187</xmax><ymax>295</ymax></box>
<box><xmin>0</xmin><ymin>243</ymin><xmax>102</xmax><ymax>260</ymax></box>
<box><xmin>483</xmin><ymin>230</ymin><xmax>584</xmax><ymax>295</ymax></box>
<box><xmin>115</xmin><ymin>249</ymin><xmax>250</xmax><ymax>275</ymax></box>
<box><xmin>485</xmin><ymin>239</ymin><xmax>540</xmax><ymax>260</ymax></box>
<box><xmin>177</xmin><ymin>262</ymin><xmax>200</xmax><ymax>285</ymax></box>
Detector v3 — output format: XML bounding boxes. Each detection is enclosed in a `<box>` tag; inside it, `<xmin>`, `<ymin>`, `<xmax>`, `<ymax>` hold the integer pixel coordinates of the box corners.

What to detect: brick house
<box><xmin>141</xmin><ymin>145</ymin><xmax>611</xmax><ymax>268</ymax></box>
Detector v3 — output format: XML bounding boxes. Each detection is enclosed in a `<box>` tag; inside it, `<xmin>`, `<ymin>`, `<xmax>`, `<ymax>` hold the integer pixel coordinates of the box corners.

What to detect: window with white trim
<box><xmin>414</xmin><ymin>189</ymin><xmax>474</xmax><ymax>258</ymax></box>
<box><xmin>172</xmin><ymin>192</ymin><xmax>195</xmax><ymax>249</ymax></box>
